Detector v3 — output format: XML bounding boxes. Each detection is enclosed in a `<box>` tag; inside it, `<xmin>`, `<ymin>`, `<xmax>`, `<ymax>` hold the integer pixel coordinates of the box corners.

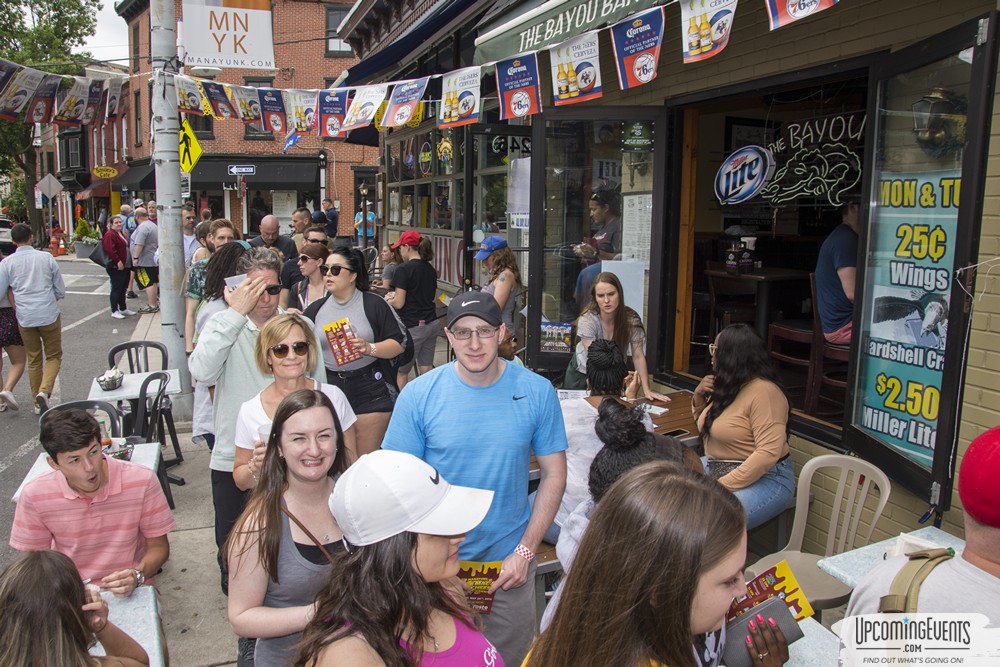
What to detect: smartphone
<box><xmin>662</xmin><ymin>428</ymin><xmax>689</xmax><ymax>438</ymax></box>
<box><xmin>225</xmin><ymin>273</ymin><xmax>248</xmax><ymax>290</ymax></box>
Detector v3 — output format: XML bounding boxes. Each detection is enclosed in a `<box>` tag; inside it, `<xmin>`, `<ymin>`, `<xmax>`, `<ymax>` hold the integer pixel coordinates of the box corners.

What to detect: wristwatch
<box><xmin>132</xmin><ymin>568</ymin><xmax>146</xmax><ymax>587</ymax></box>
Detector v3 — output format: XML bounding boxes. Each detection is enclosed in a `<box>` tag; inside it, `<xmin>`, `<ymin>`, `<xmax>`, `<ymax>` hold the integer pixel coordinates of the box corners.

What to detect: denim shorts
<box><xmin>325</xmin><ymin>363</ymin><xmax>397</xmax><ymax>414</ymax></box>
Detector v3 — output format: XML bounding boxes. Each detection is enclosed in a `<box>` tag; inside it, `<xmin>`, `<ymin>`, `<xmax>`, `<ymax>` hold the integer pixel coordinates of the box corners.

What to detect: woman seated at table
<box><xmin>226</xmin><ymin>389</ymin><xmax>350</xmax><ymax>666</ymax></box>
<box><xmin>0</xmin><ymin>549</ymin><xmax>149</xmax><ymax>666</ymax></box>
<box><xmin>233</xmin><ymin>314</ymin><xmax>358</xmax><ymax>491</ymax></box>
<box><xmin>371</xmin><ymin>245</ymin><xmax>400</xmax><ymax>288</ymax></box>
<box><xmin>527</xmin><ymin>461</ymin><xmax>789</xmax><ymax>667</ymax></box>
<box><xmin>295</xmin><ymin>450</ymin><xmax>498</xmax><ymax>667</ymax></box>
<box><xmin>564</xmin><ymin>271</ymin><xmax>671</xmax><ymax>402</ymax></box>
<box><xmin>693</xmin><ymin>323</ymin><xmax>795</xmax><ymax>530</ymax></box>
<box><xmin>281</xmin><ymin>242</ymin><xmax>330</xmax><ymax>312</ymax></box>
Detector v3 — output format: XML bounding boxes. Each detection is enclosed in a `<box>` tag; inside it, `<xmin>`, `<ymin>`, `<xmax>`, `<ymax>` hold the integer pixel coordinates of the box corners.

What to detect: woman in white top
<box><xmin>233</xmin><ymin>313</ymin><xmax>358</xmax><ymax>490</ymax></box>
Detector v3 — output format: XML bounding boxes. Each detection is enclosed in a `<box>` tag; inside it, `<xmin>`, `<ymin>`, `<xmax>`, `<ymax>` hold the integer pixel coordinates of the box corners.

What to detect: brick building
<box><xmin>114</xmin><ymin>0</ymin><xmax>378</xmax><ymax>237</ymax></box>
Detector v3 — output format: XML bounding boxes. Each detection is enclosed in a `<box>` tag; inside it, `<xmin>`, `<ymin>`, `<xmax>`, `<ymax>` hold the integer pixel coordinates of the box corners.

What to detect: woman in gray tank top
<box><xmin>224</xmin><ymin>389</ymin><xmax>349</xmax><ymax>666</ymax></box>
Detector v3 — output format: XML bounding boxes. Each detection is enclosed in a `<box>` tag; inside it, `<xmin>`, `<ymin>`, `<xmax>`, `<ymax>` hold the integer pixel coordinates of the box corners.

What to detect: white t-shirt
<box><xmin>234</xmin><ymin>379</ymin><xmax>358</xmax><ymax>451</ymax></box>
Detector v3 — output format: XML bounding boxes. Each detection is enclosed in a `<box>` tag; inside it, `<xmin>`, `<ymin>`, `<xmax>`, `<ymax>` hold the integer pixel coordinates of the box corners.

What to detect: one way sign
<box><xmin>228</xmin><ymin>165</ymin><xmax>256</xmax><ymax>176</ymax></box>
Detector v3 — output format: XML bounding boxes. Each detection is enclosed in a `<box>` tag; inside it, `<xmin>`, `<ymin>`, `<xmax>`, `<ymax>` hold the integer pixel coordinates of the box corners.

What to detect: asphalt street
<box><xmin>0</xmin><ymin>257</ymin><xmax>142</xmax><ymax>571</ymax></box>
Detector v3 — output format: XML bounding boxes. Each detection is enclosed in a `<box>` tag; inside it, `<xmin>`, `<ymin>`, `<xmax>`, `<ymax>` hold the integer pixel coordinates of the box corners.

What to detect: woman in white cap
<box><xmin>475</xmin><ymin>235</ymin><xmax>521</xmax><ymax>333</ymax></box>
<box><xmin>295</xmin><ymin>450</ymin><xmax>501</xmax><ymax>667</ymax></box>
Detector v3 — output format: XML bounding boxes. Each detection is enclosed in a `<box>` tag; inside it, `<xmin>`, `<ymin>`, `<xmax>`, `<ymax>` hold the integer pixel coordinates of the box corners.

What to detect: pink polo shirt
<box><xmin>9</xmin><ymin>456</ymin><xmax>176</xmax><ymax>583</ymax></box>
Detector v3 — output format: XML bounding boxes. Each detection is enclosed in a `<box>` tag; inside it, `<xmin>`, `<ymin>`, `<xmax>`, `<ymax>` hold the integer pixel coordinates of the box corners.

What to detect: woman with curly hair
<box><xmin>693</xmin><ymin>323</ymin><xmax>795</xmax><ymax>530</ymax></box>
<box><xmin>295</xmin><ymin>449</ymin><xmax>498</xmax><ymax>667</ymax></box>
<box><xmin>225</xmin><ymin>389</ymin><xmax>350</xmax><ymax>666</ymax></box>
<box><xmin>0</xmin><ymin>549</ymin><xmax>149</xmax><ymax>666</ymax></box>
<box><xmin>474</xmin><ymin>236</ymin><xmax>522</xmax><ymax>332</ymax></box>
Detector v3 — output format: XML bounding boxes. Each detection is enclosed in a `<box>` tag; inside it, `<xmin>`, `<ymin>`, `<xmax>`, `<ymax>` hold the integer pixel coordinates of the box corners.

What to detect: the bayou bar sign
<box><xmin>853</xmin><ymin>170</ymin><xmax>959</xmax><ymax>469</ymax></box>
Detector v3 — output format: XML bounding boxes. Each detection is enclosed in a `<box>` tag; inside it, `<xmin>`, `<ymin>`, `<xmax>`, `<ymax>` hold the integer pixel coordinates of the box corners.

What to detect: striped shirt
<box><xmin>9</xmin><ymin>456</ymin><xmax>176</xmax><ymax>583</ymax></box>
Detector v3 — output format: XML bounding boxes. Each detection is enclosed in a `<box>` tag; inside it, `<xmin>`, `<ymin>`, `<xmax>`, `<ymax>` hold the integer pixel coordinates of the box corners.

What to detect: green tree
<box><xmin>0</xmin><ymin>0</ymin><xmax>101</xmax><ymax>243</ymax></box>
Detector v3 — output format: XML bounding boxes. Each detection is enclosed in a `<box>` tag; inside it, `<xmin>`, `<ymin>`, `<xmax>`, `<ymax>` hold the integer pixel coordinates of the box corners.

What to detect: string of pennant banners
<box><xmin>0</xmin><ymin>0</ymin><xmax>840</xmax><ymax>142</ymax></box>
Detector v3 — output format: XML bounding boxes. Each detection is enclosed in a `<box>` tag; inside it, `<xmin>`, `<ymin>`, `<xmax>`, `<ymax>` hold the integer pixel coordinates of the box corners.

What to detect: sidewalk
<box><xmin>132</xmin><ymin>310</ymin><xmax>239</xmax><ymax>666</ymax></box>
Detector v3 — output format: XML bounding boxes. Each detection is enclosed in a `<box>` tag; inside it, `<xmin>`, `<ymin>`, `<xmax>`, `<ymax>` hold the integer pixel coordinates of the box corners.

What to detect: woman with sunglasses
<box><xmin>226</xmin><ymin>389</ymin><xmax>350</xmax><ymax>667</ymax></box>
<box><xmin>282</xmin><ymin>243</ymin><xmax>330</xmax><ymax>312</ymax></box>
<box><xmin>233</xmin><ymin>314</ymin><xmax>357</xmax><ymax>491</ymax></box>
<box><xmin>302</xmin><ymin>246</ymin><xmax>407</xmax><ymax>458</ymax></box>
<box><xmin>693</xmin><ymin>323</ymin><xmax>794</xmax><ymax>530</ymax></box>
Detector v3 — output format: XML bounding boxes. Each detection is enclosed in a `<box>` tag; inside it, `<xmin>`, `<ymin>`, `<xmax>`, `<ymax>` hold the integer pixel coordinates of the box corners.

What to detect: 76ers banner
<box><xmin>317</xmin><ymin>89</ymin><xmax>348</xmax><ymax>137</ymax></box>
<box><xmin>384</xmin><ymin>77</ymin><xmax>429</xmax><ymax>128</ymax></box>
<box><xmin>496</xmin><ymin>53</ymin><xmax>542</xmax><ymax>121</ymax></box>
<box><xmin>766</xmin><ymin>0</ymin><xmax>839</xmax><ymax>31</ymax></box>
<box><xmin>610</xmin><ymin>7</ymin><xmax>666</xmax><ymax>90</ymax></box>
<box><xmin>439</xmin><ymin>67</ymin><xmax>480</xmax><ymax>128</ymax></box>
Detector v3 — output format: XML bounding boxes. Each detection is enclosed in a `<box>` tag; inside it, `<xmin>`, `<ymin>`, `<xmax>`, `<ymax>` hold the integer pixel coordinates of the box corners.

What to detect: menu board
<box><xmin>852</xmin><ymin>170</ymin><xmax>959</xmax><ymax>469</ymax></box>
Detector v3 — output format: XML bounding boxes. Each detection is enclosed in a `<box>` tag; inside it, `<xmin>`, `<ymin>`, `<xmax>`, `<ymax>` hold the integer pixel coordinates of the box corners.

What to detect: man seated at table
<box><xmin>844</xmin><ymin>426</ymin><xmax>1000</xmax><ymax>625</ymax></box>
<box><xmin>815</xmin><ymin>198</ymin><xmax>860</xmax><ymax>344</ymax></box>
<box><xmin>9</xmin><ymin>409</ymin><xmax>176</xmax><ymax>597</ymax></box>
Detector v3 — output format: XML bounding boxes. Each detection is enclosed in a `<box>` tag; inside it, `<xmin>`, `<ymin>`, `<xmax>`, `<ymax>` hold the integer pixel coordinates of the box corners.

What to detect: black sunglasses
<box><xmin>305</xmin><ymin>237</ymin><xmax>327</xmax><ymax>244</ymax></box>
<box><xmin>319</xmin><ymin>264</ymin><xmax>351</xmax><ymax>276</ymax></box>
<box><xmin>297</xmin><ymin>255</ymin><xmax>314</xmax><ymax>263</ymax></box>
<box><xmin>269</xmin><ymin>341</ymin><xmax>310</xmax><ymax>359</ymax></box>
<box><xmin>263</xmin><ymin>284</ymin><xmax>282</xmax><ymax>295</ymax></box>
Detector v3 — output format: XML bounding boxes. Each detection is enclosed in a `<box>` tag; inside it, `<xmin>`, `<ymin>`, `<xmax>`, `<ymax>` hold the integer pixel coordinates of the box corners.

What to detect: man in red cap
<box><xmin>845</xmin><ymin>427</ymin><xmax>1000</xmax><ymax>624</ymax></box>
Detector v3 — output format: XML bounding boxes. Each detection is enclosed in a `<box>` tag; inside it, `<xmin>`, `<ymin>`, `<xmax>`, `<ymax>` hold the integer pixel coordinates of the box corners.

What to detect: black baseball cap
<box><xmin>447</xmin><ymin>292</ymin><xmax>502</xmax><ymax>329</ymax></box>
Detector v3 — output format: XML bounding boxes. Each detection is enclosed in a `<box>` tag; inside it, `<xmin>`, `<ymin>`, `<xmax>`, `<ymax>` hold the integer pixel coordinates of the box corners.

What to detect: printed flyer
<box><xmin>342</xmin><ymin>83</ymin><xmax>388</xmax><ymax>133</ymax></box>
<box><xmin>728</xmin><ymin>559</ymin><xmax>814</xmax><ymax>622</ymax></box>
<box><xmin>853</xmin><ymin>170</ymin><xmax>959</xmax><ymax>469</ymax></box>
<box><xmin>609</xmin><ymin>6</ymin><xmax>665</xmax><ymax>90</ymax></box>
<box><xmin>680</xmin><ymin>0</ymin><xmax>738</xmax><ymax>63</ymax></box>
<box><xmin>496</xmin><ymin>53</ymin><xmax>542</xmax><ymax>121</ymax></box>
<box><xmin>257</xmin><ymin>88</ymin><xmax>287</xmax><ymax>133</ymax></box>
<box><xmin>383</xmin><ymin>77</ymin><xmax>428</xmax><ymax>128</ymax></box>
<box><xmin>457</xmin><ymin>561</ymin><xmax>502</xmax><ymax>614</ymax></box>
<box><xmin>439</xmin><ymin>66</ymin><xmax>480</xmax><ymax>128</ymax></box>
<box><xmin>765</xmin><ymin>0</ymin><xmax>839</xmax><ymax>31</ymax></box>
<box><xmin>81</xmin><ymin>79</ymin><xmax>105</xmax><ymax>126</ymax></box>
<box><xmin>549</xmin><ymin>31</ymin><xmax>602</xmax><ymax>106</ymax></box>
<box><xmin>175</xmin><ymin>75</ymin><xmax>205</xmax><ymax>116</ymax></box>
<box><xmin>317</xmin><ymin>89</ymin><xmax>348</xmax><ymax>138</ymax></box>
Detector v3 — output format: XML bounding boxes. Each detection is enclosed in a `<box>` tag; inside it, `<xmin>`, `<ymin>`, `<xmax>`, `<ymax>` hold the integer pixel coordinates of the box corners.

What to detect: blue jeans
<box><xmin>702</xmin><ymin>455</ymin><xmax>796</xmax><ymax>530</ymax></box>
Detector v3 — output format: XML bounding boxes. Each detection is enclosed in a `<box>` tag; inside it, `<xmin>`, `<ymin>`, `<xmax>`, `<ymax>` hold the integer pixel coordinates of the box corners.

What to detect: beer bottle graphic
<box><xmin>699</xmin><ymin>13</ymin><xmax>712</xmax><ymax>53</ymax></box>
<box><xmin>687</xmin><ymin>16</ymin><xmax>701</xmax><ymax>56</ymax></box>
<box><xmin>556</xmin><ymin>62</ymin><xmax>569</xmax><ymax>99</ymax></box>
<box><xmin>567</xmin><ymin>60</ymin><xmax>580</xmax><ymax>97</ymax></box>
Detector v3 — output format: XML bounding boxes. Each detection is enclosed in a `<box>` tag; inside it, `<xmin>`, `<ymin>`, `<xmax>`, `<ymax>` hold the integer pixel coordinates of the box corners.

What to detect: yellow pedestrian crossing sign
<box><xmin>179</xmin><ymin>119</ymin><xmax>203</xmax><ymax>172</ymax></box>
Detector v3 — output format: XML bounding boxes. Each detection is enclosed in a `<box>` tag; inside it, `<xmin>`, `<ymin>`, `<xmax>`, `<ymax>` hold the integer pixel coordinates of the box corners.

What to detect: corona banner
<box><xmin>765</xmin><ymin>0</ymin><xmax>839</xmax><ymax>31</ymax></box>
<box><xmin>610</xmin><ymin>7</ymin><xmax>665</xmax><ymax>90</ymax></box>
<box><xmin>439</xmin><ymin>67</ymin><xmax>480</xmax><ymax>128</ymax></box>
<box><xmin>549</xmin><ymin>31</ymin><xmax>602</xmax><ymax>106</ymax></box>
<box><xmin>681</xmin><ymin>0</ymin><xmax>738</xmax><ymax>63</ymax></box>
<box><xmin>496</xmin><ymin>53</ymin><xmax>542</xmax><ymax>121</ymax></box>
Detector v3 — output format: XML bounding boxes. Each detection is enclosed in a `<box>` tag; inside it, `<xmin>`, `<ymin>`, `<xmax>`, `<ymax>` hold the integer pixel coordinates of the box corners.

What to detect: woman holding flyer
<box><xmin>302</xmin><ymin>247</ymin><xmax>407</xmax><ymax>458</ymax></box>
<box><xmin>232</xmin><ymin>314</ymin><xmax>358</xmax><ymax>491</ymax></box>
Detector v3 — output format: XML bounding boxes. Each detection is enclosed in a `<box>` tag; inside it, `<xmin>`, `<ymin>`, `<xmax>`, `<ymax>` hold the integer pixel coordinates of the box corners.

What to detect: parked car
<box><xmin>0</xmin><ymin>216</ymin><xmax>15</xmax><ymax>255</ymax></box>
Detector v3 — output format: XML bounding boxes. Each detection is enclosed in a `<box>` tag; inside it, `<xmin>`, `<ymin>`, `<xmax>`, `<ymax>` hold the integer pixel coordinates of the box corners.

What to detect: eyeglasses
<box><xmin>708</xmin><ymin>343</ymin><xmax>718</xmax><ymax>355</ymax></box>
<box><xmin>264</xmin><ymin>284</ymin><xmax>282</xmax><ymax>296</ymax></box>
<box><xmin>449</xmin><ymin>325</ymin><xmax>500</xmax><ymax>340</ymax></box>
<box><xmin>270</xmin><ymin>341</ymin><xmax>310</xmax><ymax>358</ymax></box>
<box><xmin>320</xmin><ymin>264</ymin><xmax>350</xmax><ymax>276</ymax></box>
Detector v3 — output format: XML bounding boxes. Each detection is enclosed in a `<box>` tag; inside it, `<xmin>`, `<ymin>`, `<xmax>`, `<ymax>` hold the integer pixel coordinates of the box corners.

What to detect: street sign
<box><xmin>181</xmin><ymin>171</ymin><xmax>191</xmax><ymax>199</ymax></box>
<box><xmin>227</xmin><ymin>165</ymin><xmax>256</xmax><ymax>176</ymax></box>
<box><xmin>37</xmin><ymin>173</ymin><xmax>64</xmax><ymax>198</ymax></box>
<box><xmin>179</xmin><ymin>119</ymin><xmax>203</xmax><ymax>172</ymax></box>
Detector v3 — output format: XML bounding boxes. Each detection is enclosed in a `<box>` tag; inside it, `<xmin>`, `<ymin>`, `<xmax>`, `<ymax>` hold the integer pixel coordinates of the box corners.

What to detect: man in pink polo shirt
<box><xmin>10</xmin><ymin>409</ymin><xmax>176</xmax><ymax>597</ymax></box>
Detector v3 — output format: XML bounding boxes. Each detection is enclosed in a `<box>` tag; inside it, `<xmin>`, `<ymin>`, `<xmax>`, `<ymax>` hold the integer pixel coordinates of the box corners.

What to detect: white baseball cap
<box><xmin>330</xmin><ymin>450</ymin><xmax>493</xmax><ymax>546</ymax></box>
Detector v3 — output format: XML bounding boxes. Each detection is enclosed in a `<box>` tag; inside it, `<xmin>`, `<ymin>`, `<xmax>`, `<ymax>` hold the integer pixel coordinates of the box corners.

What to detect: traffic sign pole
<box><xmin>150</xmin><ymin>0</ymin><xmax>192</xmax><ymax>419</ymax></box>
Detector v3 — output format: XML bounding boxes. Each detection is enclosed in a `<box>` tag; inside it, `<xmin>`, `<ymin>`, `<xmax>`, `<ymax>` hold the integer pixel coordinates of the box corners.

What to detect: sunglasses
<box><xmin>305</xmin><ymin>237</ymin><xmax>326</xmax><ymax>244</ymax></box>
<box><xmin>320</xmin><ymin>264</ymin><xmax>350</xmax><ymax>276</ymax></box>
<box><xmin>270</xmin><ymin>341</ymin><xmax>310</xmax><ymax>358</ymax></box>
<box><xmin>297</xmin><ymin>255</ymin><xmax>315</xmax><ymax>263</ymax></box>
<box><xmin>263</xmin><ymin>284</ymin><xmax>282</xmax><ymax>296</ymax></box>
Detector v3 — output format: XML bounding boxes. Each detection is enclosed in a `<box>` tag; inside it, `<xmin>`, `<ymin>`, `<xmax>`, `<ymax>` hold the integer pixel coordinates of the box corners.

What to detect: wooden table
<box><xmin>12</xmin><ymin>442</ymin><xmax>161</xmax><ymax>503</ymax></box>
<box><xmin>644</xmin><ymin>391</ymin><xmax>700</xmax><ymax>446</ymax></box>
<box><xmin>91</xmin><ymin>585</ymin><xmax>165</xmax><ymax>667</ymax></box>
<box><xmin>704</xmin><ymin>267</ymin><xmax>809</xmax><ymax>338</ymax></box>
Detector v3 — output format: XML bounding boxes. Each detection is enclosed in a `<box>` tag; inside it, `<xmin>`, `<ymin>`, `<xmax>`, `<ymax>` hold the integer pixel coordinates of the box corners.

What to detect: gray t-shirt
<box><xmin>574</xmin><ymin>310</ymin><xmax>645</xmax><ymax>373</ymax></box>
<box><xmin>131</xmin><ymin>221</ymin><xmax>159</xmax><ymax>267</ymax></box>
<box><xmin>312</xmin><ymin>289</ymin><xmax>377</xmax><ymax>372</ymax></box>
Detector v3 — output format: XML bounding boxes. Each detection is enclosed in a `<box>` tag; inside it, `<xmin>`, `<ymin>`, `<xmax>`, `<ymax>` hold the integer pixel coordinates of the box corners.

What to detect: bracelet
<box><xmin>514</xmin><ymin>544</ymin><xmax>535</xmax><ymax>562</ymax></box>
<box><xmin>248</xmin><ymin>461</ymin><xmax>258</xmax><ymax>482</ymax></box>
<box><xmin>369</xmin><ymin>342</ymin><xmax>377</xmax><ymax>357</ymax></box>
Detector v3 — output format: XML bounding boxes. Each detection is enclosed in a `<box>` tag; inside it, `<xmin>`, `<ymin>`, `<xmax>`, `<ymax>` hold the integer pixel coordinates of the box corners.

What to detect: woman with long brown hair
<box><xmin>527</xmin><ymin>461</ymin><xmax>788</xmax><ymax>667</ymax></box>
<box><xmin>0</xmin><ymin>549</ymin><xmax>148</xmax><ymax>666</ymax></box>
<box><xmin>225</xmin><ymin>389</ymin><xmax>350</xmax><ymax>666</ymax></box>
<box><xmin>475</xmin><ymin>235</ymin><xmax>522</xmax><ymax>332</ymax></box>
<box><xmin>564</xmin><ymin>271</ymin><xmax>670</xmax><ymax>401</ymax></box>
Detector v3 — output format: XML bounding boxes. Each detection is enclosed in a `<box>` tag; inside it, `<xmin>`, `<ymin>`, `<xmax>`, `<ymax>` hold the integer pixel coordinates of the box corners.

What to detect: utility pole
<box><xmin>150</xmin><ymin>0</ymin><xmax>192</xmax><ymax>418</ymax></box>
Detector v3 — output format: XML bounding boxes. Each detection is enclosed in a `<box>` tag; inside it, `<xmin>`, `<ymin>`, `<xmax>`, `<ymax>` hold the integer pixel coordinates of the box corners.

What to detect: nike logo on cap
<box><xmin>429</xmin><ymin>468</ymin><xmax>441</xmax><ymax>484</ymax></box>
<box><xmin>462</xmin><ymin>299</ymin><xmax>481</xmax><ymax>307</ymax></box>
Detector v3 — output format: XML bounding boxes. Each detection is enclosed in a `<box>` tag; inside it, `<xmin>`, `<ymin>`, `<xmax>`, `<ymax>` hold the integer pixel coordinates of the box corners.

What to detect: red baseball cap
<box><xmin>391</xmin><ymin>230</ymin><xmax>422</xmax><ymax>249</ymax></box>
<box><xmin>958</xmin><ymin>426</ymin><xmax>1000</xmax><ymax>528</ymax></box>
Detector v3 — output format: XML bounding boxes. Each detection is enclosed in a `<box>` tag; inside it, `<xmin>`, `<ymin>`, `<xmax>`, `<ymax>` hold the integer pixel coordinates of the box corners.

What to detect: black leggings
<box><xmin>107</xmin><ymin>268</ymin><xmax>130</xmax><ymax>313</ymax></box>
<box><xmin>211</xmin><ymin>469</ymin><xmax>249</xmax><ymax>595</ymax></box>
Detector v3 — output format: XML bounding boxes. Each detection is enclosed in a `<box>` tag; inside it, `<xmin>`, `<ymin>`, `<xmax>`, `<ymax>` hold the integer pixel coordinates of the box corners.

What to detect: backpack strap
<box><xmin>878</xmin><ymin>547</ymin><xmax>954</xmax><ymax>614</ymax></box>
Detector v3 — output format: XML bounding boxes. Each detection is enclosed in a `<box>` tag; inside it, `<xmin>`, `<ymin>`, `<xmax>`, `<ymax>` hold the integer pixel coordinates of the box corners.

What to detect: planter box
<box><xmin>75</xmin><ymin>241</ymin><xmax>97</xmax><ymax>258</ymax></box>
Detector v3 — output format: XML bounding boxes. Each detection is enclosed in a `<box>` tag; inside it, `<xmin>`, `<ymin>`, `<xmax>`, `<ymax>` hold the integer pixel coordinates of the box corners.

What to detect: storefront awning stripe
<box><xmin>75</xmin><ymin>179</ymin><xmax>110</xmax><ymax>201</ymax></box>
<box><xmin>343</xmin><ymin>0</ymin><xmax>482</xmax><ymax>86</ymax></box>
<box><xmin>473</xmin><ymin>0</ymin><xmax>667</xmax><ymax>65</ymax></box>
<box><xmin>113</xmin><ymin>163</ymin><xmax>156</xmax><ymax>191</ymax></box>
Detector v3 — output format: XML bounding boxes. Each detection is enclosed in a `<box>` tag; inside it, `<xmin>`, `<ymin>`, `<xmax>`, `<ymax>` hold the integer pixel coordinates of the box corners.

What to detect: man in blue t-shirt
<box><xmin>381</xmin><ymin>292</ymin><xmax>567</xmax><ymax>667</ymax></box>
<box><xmin>815</xmin><ymin>200</ymin><xmax>860</xmax><ymax>344</ymax></box>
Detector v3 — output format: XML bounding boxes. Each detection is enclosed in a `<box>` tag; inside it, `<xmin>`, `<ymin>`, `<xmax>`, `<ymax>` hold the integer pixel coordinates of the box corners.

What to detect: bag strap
<box><xmin>878</xmin><ymin>547</ymin><xmax>954</xmax><ymax>614</ymax></box>
<box><xmin>280</xmin><ymin>504</ymin><xmax>337</xmax><ymax>565</ymax></box>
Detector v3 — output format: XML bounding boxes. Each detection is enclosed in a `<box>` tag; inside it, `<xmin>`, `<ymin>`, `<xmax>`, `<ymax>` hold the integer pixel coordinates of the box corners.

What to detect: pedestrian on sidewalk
<box><xmin>0</xmin><ymin>223</ymin><xmax>64</xmax><ymax>414</ymax></box>
<box><xmin>130</xmin><ymin>208</ymin><xmax>159</xmax><ymax>314</ymax></box>
<box><xmin>103</xmin><ymin>214</ymin><xmax>136</xmax><ymax>320</ymax></box>
<box><xmin>0</xmin><ymin>248</ymin><xmax>25</xmax><ymax>412</ymax></box>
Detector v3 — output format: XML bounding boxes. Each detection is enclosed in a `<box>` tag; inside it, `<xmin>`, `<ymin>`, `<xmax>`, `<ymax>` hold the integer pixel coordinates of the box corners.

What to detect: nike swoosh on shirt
<box><xmin>513</xmin><ymin>395</ymin><xmax>527</xmax><ymax>401</ymax></box>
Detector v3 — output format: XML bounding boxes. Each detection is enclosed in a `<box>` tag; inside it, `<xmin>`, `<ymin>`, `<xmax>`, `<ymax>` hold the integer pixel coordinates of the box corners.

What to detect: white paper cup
<box><xmin>257</xmin><ymin>424</ymin><xmax>272</xmax><ymax>444</ymax></box>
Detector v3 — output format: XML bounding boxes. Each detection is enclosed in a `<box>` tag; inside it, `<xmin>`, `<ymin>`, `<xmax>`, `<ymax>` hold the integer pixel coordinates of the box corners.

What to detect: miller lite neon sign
<box><xmin>714</xmin><ymin>145</ymin><xmax>776</xmax><ymax>204</ymax></box>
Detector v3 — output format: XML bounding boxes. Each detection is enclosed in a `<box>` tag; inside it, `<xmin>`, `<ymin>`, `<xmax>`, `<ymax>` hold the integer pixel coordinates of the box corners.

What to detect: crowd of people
<box><xmin>2</xmin><ymin>209</ymin><xmax>998</xmax><ymax>667</ymax></box>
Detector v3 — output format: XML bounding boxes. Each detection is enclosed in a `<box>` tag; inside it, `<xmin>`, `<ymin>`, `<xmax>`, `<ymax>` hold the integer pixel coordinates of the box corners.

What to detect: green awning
<box><xmin>474</xmin><ymin>0</ymin><xmax>665</xmax><ymax>64</ymax></box>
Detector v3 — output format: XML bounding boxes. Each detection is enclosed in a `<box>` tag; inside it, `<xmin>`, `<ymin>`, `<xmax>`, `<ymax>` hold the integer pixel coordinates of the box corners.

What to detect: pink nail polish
<box><xmin>749</xmin><ymin>620</ymin><xmax>756</xmax><ymax>630</ymax></box>
<box><xmin>756</xmin><ymin>613</ymin><xmax>765</xmax><ymax>624</ymax></box>
<box><xmin>746</xmin><ymin>635</ymin><xmax>752</xmax><ymax>644</ymax></box>
<box><xmin>769</xmin><ymin>617</ymin><xmax>777</xmax><ymax>627</ymax></box>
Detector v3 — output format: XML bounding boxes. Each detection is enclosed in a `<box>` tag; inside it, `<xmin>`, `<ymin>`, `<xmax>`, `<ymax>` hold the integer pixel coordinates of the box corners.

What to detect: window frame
<box><xmin>325</xmin><ymin>6</ymin><xmax>352</xmax><ymax>57</ymax></box>
<box><xmin>133</xmin><ymin>90</ymin><xmax>142</xmax><ymax>147</ymax></box>
<box><xmin>132</xmin><ymin>22</ymin><xmax>141</xmax><ymax>73</ymax></box>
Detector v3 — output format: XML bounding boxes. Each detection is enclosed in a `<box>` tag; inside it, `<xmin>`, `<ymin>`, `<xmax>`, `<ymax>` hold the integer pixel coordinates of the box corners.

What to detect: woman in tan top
<box><xmin>692</xmin><ymin>323</ymin><xmax>795</xmax><ymax>529</ymax></box>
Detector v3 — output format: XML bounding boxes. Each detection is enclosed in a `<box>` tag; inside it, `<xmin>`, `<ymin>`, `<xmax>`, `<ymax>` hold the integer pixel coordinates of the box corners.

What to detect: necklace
<box><xmin>430</xmin><ymin>635</ymin><xmax>439</xmax><ymax>651</ymax></box>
